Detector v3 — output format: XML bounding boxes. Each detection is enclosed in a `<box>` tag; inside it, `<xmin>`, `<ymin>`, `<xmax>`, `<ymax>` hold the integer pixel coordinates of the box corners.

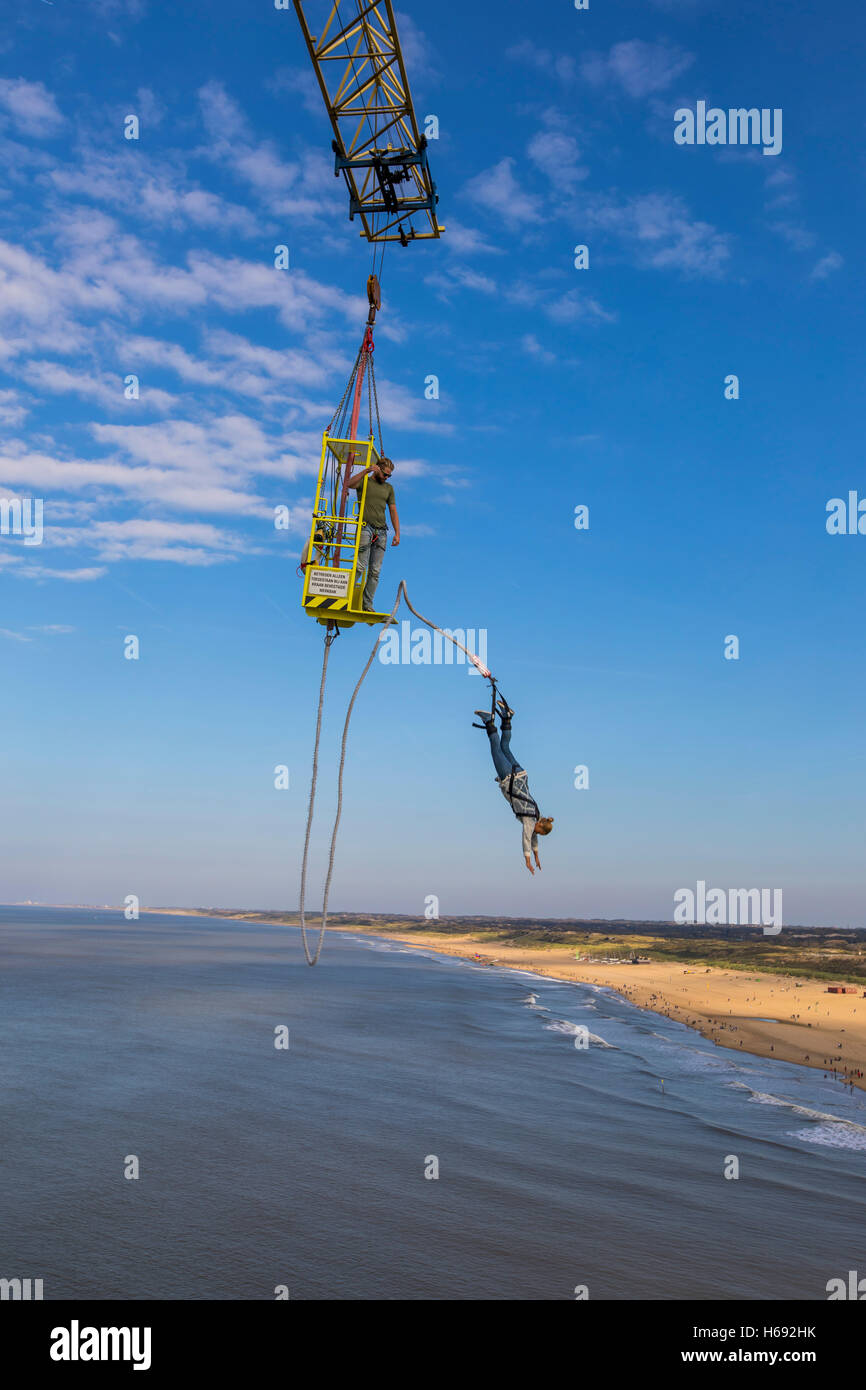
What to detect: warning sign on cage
<box><xmin>307</xmin><ymin>567</ymin><xmax>351</xmax><ymax>597</ymax></box>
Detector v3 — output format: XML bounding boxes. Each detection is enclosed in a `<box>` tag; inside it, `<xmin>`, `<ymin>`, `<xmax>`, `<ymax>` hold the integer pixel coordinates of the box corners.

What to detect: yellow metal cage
<box><xmin>301</xmin><ymin>432</ymin><xmax>392</xmax><ymax>628</ymax></box>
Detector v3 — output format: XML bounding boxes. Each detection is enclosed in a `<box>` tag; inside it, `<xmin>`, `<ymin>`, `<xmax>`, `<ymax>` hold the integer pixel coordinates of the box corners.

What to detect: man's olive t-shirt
<box><xmin>356</xmin><ymin>475</ymin><xmax>395</xmax><ymax>529</ymax></box>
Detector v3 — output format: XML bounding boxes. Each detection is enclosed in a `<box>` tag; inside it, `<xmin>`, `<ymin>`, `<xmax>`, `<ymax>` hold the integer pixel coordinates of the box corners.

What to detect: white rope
<box><xmin>298</xmin><ymin>581</ymin><xmax>492</xmax><ymax>965</ymax></box>
<box><xmin>297</xmin><ymin>628</ymin><xmax>337</xmax><ymax>966</ymax></box>
<box><xmin>397</xmin><ymin>581</ymin><xmax>492</xmax><ymax>680</ymax></box>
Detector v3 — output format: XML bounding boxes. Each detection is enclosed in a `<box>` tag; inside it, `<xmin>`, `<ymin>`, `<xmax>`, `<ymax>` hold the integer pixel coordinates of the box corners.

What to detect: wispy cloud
<box><xmin>544</xmin><ymin>291</ymin><xmax>617</xmax><ymax>325</ymax></box>
<box><xmin>585</xmin><ymin>191</ymin><xmax>730</xmax><ymax>277</ymax></box>
<box><xmin>769</xmin><ymin>222</ymin><xmax>816</xmax><ymax>252</ymax></box>
<box><xmin>521</xmin><ymin>333</ymin><xmax>556</xmax><ymax>364</ymax></box>
<box><xmin>50</xmin><ymin>150</ymin><xmax>261</xmax><ymax>237</ymax></box>
<box><xmin>424</xmin><ymin>266</ymin><xmax>499</xmax><ymax>300</ymax></box>
<box><xmin>0</xmin><ymin>388</ymin><xmax>28</xmax><ymax>427</ymax></box>
<box><xmin>441</xmin><ymin>221</ymin><xmax>504</xmax><ymax>256</ymax></box>
<box><xmin>506</xmin><ymin>39</ymin><xmax>576</xmax><ymax>84</ymax></box>
<box><xmin>581</xmin><ymin>40</ymin><xmax>695</xmax><ymax>99</ymax></box>
<box><xmin>16</xmin><ymin>360</ymin><xmax>179</xmax><ymax>413</ymax></box>
<box><xmin>0</xmin><ymin>79</ymin><xmax>64</xmax><ymax>137</ymax></box>
<box><xmin>527</xmin><ymin>129</ymin><xmax>588</xmax><ymax>192</ymax></box>
<box><xmin>810</xmin><ymin>250</ymin><xmax>843</xmax><ymax>281</ymax></box>
<box><xmin>1</xmin><ymin>558</ymin><xmax>107</xmax><ymax>583</ymax></box>
<box><xmin>51</xmin><ymin>518</ymin><xmax>254</xmax><ymax>566</ymax></box>
<box><xmin>196</xmin><ymin>81</ymin><xmax>339</xmax><ymax>226</ymax></box>
<box><xmin>265</xmin><ymin>67</ymin><xmax>322</xmax><ymax>118</ymax></box>
<box><xmin>463</xmin><ymin>157</ymin><xmax>542</xmax><ymax>228</ymax></box>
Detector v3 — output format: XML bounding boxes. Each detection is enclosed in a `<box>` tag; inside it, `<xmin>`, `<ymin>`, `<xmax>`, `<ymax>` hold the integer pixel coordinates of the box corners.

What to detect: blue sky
<box><xmin>1</xmin><ymin>0</ymin><xmax>863</xmax><ymax>924</ymax></box>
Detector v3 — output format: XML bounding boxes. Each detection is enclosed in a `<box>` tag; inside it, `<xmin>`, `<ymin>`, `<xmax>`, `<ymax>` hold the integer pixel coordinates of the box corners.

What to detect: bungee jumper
<box><xmin>473</xmin><ymin>699</ymin><xmax>554</xmax><ymax>875</ymax></box>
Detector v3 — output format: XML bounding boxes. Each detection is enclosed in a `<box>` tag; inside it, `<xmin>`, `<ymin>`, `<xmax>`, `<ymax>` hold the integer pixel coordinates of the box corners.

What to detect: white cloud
<box><xmin>544</xmin><ymin>291</ymin><xmax>617</xmax><ymax>325</ymax></box>
<box><xmin>0</xmin><ymin>434</ymin><xmax>269</xmax><ymax>516</ymax></box>
<box><xmin>442</xmin><ymin>220</ymin><xmax>504</xmax><ymax>256</ymax></box>
<box><xmin>184</xmin><ymin>253</ymin><xmax>364</xmax><ymax>329</ymax></box>
<box><xmin>266</xmin><ymin>67</ymin><xmax>323</xmax><ymax>118</ymax></box>
<box><xmin>2</xmin><ymin>558</ymin><xmax>107</xmax><ymax>582</ymax></box>
<box><xmin>425</xmin><ymin>266</ymin><xmax>499</xmax><ymax>300</ymax></box>
<box><xmin>0</xmin><ymin>388</ymin><xmax>27</xmax><ymax>427</ymax></box>
<box><xmin>810</xmin><ymin>251</ymin><xmax>843</xmax><ymax>281</ymax></box>
<box><xmin>581</xmin><ymin>41</ymin><xmax>694</xmax><ymax>99</ymax></box>
<box><xmin>203</xmin><ymin>328</ymin><xmax>335</xmax><ymax>391</ymax></box>
<box><xmin>463</xmin><ymin>157</ymin><xmax>542</xmax><ymax>228</ymax></box>
<box><xmin>0</xmin><ymin>79</ymin><xmax>64</xmax><ymax>137</ymax></box>
<box><xmin>17</xmin><ymin>360</ymin><xmax>178</xmax><ymax>412</ymax></box>
<box><xmin>393</xmin><ymin>11</ymin><xmax>439</xmax><ymax>85</ymax></box>
<box><xmin>50</xmin><ymin>151</ymin><xmax>260</xmax><ymax>236</ymax></box>
<box><xmin>506</xmin><ymin>39</ymin><xmax>576</xmax><ymax>84</ymax></box>
<box><xmin>0</xmin><ymin>236</ymin><xmax>122</xmax><ymax>358</ymax></box>
<box><xmin>586</xmin><ymin>191</ymin><xmax>730</xmax><ymax>277</ymax></box>
<box><xmin>527</xmin><ymin>130</ymin><xmax>588</xmax><ymax>191</ymax></box>
<box><xmin>769</xmin><ymin>222</ymin><xmax>816</xmax><ymax>252</ymax></box>
<box><xmin>196</xmin><ymin>81</ymin><xmax>333</xmax><ymax>223</ymax></box>
<box><xmin>521</xmin><ymin>333</ymin><xmax>556</xmax><ymax>364</ymax></box>
<box><xmin>135</xmin><ymin>86</ymin><xmax>165</xmax><ymax>128</ymax></box>
<box><xmin>53</xmin><ymin>518</ymin><xmax>253</xmax><ymax>566</ymax></box>
<box><xmin>84</xmin><ymin>0</ymin><xmax>147</xmax><ymax>17</ymax></box>
<box><xmin>763</xmin><ymin>165</ymin><xmax>798</xmax><ymax>210</ymax></box>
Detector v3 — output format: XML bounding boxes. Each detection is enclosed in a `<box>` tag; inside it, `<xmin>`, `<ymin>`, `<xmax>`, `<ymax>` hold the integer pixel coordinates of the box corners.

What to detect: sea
<box><xmin>1</xmin><ymin>905</ymin><xmax>864</xmax><ymax>1300</ymax></box>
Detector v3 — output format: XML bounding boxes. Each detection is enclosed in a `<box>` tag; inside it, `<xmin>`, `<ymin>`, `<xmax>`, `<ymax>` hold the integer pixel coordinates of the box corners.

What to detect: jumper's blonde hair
<box><xmin>535</xmin><ymin>816</ymin><xmax>554</xmax><ymax>836</ymax></box>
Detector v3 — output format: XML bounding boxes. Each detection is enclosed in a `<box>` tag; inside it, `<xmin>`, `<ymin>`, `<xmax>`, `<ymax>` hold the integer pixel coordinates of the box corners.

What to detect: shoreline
<box><xmin>342</xmin><ymin>925</ymin><xmax>866</xmax><ymax>1093</ymax></box>
<box><xmin>15</xmin><ymin>906</ymin><xmax>866</xmax><ymax>1093</ymax></box>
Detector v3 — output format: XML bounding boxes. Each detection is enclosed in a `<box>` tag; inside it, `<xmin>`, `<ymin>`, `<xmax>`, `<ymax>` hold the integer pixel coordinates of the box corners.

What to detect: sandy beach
<box><xmin>347</xmin><ymin>927</ymin><xmax>866</xmax><ymax>1091</ymax></box>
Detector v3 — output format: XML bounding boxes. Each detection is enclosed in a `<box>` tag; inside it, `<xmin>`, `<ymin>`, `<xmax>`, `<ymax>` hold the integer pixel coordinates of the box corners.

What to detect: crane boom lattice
<box><xmin>292</xmin><ymin>0</ymin><xmax>443</xmax><ymax>244</ymax></box>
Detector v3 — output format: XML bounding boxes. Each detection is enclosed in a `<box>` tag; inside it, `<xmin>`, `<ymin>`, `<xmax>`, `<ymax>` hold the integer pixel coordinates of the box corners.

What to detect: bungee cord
<box><xmin>298</xmin><ymin>581</ymin><xmax>492</xmax><ymax>965</ymax></box>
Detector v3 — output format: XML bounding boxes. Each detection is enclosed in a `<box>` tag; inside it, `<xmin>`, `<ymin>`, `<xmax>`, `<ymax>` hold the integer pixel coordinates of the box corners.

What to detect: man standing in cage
<box><xmin>347</xmin><ymin>455</ymin><xmax>400</xmax><ymax>611</ymax></box>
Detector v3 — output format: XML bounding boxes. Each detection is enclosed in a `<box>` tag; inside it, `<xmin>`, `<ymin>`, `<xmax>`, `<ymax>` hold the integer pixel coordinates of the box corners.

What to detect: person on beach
<box><xmin>347</xmin><ymin>455</ymin><xmax>400</xmax><ymax>611</ymax></box>
<box><xmin>474</xmin><ymin>697</ymin><xmax>553</xmax><ymax>874</ymax></box>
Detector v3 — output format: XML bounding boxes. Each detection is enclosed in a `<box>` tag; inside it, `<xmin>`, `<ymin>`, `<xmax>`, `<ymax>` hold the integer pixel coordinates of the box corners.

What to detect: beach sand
<box><xmin>347</xmin><ymin>927</ymin><xmax>866</xmax><ymax>1091</ymax></box>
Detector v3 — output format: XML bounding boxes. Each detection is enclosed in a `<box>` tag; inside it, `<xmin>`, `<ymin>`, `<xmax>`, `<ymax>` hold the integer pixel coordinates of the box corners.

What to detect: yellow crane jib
<box><xmin>301</xmin><ymin>433</ymin><xmax>391</xmax><ymax>627</ymax></box>
<box><xmin>292</xmin><ymin>0</ymin><xmax>443</xmax><ymax>245</ymax></box>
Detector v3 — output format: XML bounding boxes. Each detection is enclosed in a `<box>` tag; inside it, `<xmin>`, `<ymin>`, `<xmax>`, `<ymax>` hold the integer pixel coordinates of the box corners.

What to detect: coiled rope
<box><xmin>298</xmin><ymin>581</ymin><xmax>492</xmax><ymax>965</ymax></box>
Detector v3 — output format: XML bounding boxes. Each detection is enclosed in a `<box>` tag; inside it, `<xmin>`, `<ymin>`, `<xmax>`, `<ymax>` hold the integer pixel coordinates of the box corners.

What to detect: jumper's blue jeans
<box><xmin>485</xmin><ymin>721</ymin><xmax>523</xmax><ymax>780</ymax></box>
